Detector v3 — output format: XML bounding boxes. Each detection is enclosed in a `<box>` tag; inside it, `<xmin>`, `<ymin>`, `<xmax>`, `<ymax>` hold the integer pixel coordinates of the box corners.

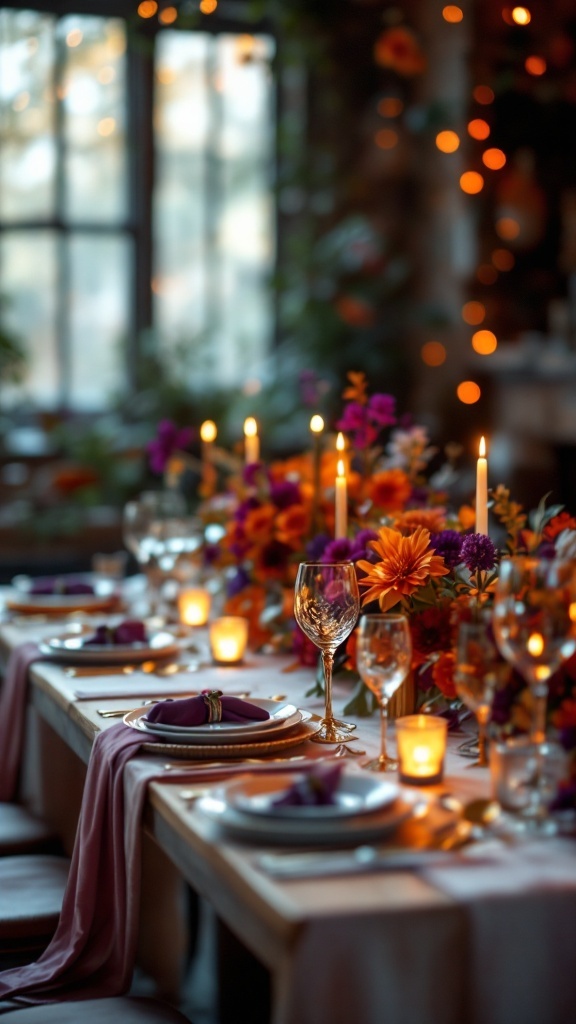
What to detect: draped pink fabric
<box><xmin>0</xmin><ymin>643</ymin><xmax>41</xmax><ymax>802</ymax></box>
<box><xmin>0</xmin><ymin>724</ymin><xmax>162</xmax><ymax>1004</ymax></box>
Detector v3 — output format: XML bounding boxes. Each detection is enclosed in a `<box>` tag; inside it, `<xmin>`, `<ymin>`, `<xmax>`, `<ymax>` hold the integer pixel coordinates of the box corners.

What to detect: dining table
<box><xmin>1</xmin><ymin>590</ymin><xmax>576</xmax><ymax>1024</ymax></box>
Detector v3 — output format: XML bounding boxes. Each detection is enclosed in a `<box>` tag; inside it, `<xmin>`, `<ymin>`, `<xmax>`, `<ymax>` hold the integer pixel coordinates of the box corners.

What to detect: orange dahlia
<box><xmin>356</xmin><ymin>525</ymin><xmax>449</xmax><ymax>611</ymax></box>
<box><xmin>432</xmin><ymin>651</ymin><xmax>457</xmax><ymax>699</ymax></box>
<box><xmin>369</xmin><ymin>468</ymin><xmax>412</xmax><ymax>512</ymax></box>
<box><xmin>394</xmin><ymin>507</ymin><xmax>447</xmax><ymax>535</ymax></box>
<box><xmin>276</xmin><ymin>503</ymin><xmax>311</xmax><ymax>547</ymax></box>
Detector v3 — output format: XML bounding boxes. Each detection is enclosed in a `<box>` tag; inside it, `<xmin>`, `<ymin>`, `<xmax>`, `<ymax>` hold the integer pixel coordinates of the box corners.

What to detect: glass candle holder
<box><xmin>178</xmin><ymin>587</ymin><xmax>211</xmax><ymax>627</ymax></box>
<box><xmin>209</xmin><ymin>616</ymin><xmax>249</xmax><ymax>665</ymax></box>
<box><xmin>395</xmin><ymin>714</ymin><xmax>448</xmax><ymax>785</ymax></box>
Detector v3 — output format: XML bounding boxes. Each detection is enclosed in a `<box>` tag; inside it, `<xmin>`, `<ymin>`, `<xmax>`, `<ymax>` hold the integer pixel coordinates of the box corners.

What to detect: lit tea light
<box><xmin>395</xmin><ymin>714</ymin><xmax>448</xmax><ymax>785</ymax></box>
<box><xmin>209</xmin><ymin>616</ymin><xmax>249</xmax><ymax>664</ymax></box>
<box><xmin>178</xmin><ymin>587</ymin><xmax>211</xmax><ymax>627</ymax></box>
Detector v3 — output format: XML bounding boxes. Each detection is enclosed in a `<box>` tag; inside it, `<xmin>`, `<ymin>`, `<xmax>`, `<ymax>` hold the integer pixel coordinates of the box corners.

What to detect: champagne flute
<box><xmin>454</xmin><ymin>617</ymin><xmax>500</xmax><ymax>767</ymax></box>
<box><xmin>356</xmin><ymin>613</ymin><xmax>412</xmax><ymax>771</ymax></box>
<box><xmin>492</xmin><ymin>556</ymin><xmax>576</xmax><ymax>743</ymax></box>
<box><xmin>294</xmin><ymin>562</ymin><xmax>360</xmax><ymax>744</ymax></box>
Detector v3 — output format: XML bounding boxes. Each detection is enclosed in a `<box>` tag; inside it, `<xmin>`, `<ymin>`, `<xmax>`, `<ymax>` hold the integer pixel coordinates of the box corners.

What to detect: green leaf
<box><xmin>342</xmin><ymin>678</ymin><xmax>379</xmax><ymax>717</ymax></box>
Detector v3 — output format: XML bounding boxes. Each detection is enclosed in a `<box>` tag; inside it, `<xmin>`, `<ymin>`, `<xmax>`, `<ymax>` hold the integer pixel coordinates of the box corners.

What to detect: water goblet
<box><xmin>454</xmin><ymin>617</ymin><xmax>500</xmax><ymax>767</ymax></box>
<box><xmin>356</xmin><ymin>613</ymin><xmax>412</xmax><ymax>772</ymax></box>
<box><xmin>294</xmin><ymin>562</ymin><xmax>360</xmax><ymax>744</ymax></box>
<box><xmin>492</xmin><ymin>556</ymin><xmax>576</xmax><ymax>742</ymax></box>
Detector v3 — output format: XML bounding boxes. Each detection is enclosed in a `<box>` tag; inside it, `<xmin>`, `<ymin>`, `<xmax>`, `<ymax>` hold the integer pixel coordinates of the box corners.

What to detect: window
<box><xmin>0</xmin><ymin>6</ymin><xmax>275</xmax><ymax>412</ymax></box>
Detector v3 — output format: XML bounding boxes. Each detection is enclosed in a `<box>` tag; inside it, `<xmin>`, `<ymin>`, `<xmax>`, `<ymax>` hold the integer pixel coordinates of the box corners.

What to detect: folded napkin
<box><xmin>145</xmin><ymin>691</ymin><xmax>270</xmax><ymax>727</ymax></box>
<box><xmin>272</xmin><ymin>762</ymin><xmax>343</xmax><ymax>807</ymax></box>
<box><xmin>84</xmin><ymin>620</ymin><xmax>147</xmax><ymax>646</ymax></box>
<box><xmin>29</xmin><ymin>577</ymin><xmax>94</xmax><ymax>596</ymax></box>
<box><xmin>0</xmin><ymin>642</ymin><xmax>42</xmax><ymax>802</ymax></box>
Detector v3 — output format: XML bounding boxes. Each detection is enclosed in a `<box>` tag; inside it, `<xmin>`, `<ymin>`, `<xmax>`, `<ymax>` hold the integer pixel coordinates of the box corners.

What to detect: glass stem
<box><xmin>379</xmin><ymin>697</ymin><xmax>389</xmax><ymax>763</ymax></box>
<box><xmin>321</xmin><ymin>650</ymin><xmax>335</xmax><ymax>723</ymax></box>
<box><xmin>531</xmin><ymin>684</ymin><xmax>548</xmax><ymax>744</ymax></box>
<box><xmin>477</xmin><ymin>706</ymin><xmax>490</xmax><ymax>767</ymax></box>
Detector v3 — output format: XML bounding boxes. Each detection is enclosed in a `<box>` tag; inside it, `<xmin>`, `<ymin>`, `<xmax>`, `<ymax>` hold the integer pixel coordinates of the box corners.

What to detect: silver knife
<box><xmin>257</xmin><ymin>845</ymin><xmax>452</xmax><ymax>879</ymax></box>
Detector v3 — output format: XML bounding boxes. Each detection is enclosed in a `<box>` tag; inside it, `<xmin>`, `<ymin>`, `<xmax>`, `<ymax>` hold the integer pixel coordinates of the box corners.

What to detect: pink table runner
<box><xmin>0</xmin><ymin>643</ymin><xmax>41</xmax><ymax>802</ymax></box>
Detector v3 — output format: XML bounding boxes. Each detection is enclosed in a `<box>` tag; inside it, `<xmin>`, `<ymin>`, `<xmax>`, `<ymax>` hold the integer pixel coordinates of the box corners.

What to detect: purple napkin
<box><xmin>84</xmin><ymin>621</ymin><xmax>147</xmax><ymax>646</ymax></box>
<box><xmin>272</xmin><ymin>762</ymin><xmax>344</xmax><ymax>807</ymax></box>
<box><xmin>0</xmin><ymin>642</ymin><xmax>42</xmax><ymax>802</ymax></box>
<box><xmin>145</xmin><ymin>692</ymin><xmax>270</xmax><ymax>727</ymax></box>
<box><xmin>30</xmin><ymin>577</ymin><xmax>94</xmax><ymax>596</ymax></box>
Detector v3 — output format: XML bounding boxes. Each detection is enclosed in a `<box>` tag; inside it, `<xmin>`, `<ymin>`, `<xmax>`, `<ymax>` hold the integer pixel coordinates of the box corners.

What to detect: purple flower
<box><xmin>227</xmin><ymin>567</ymin><xmax>251</xmax><ymax>597</ymax></box>
<box><xmin>367</xmin><ymin>392</ymin><xmax>396</xmax><ymax>427</ymax></box>
<box><xmin>460</xmin><ymin>533</ymin><xmax>497</xmax><ymax>573</ymax></box>
<box><xmin>336</xmin><ymin>402</ymin><xmax>367</xmax><ymax>433</ymax></box>
<box><xmin>147</xmin><ymin>420</ymin><xmax>193</xmax><ymax>475</ymax></box>
<box><xmin>234</xmin><ymin>497</ymin><xmax>261</xmax><ymax>522</ymax></box>
<box><xmin>431</xmin><ymin>530</ymin><xmax>464</xmax><ymax>569</ymax></box>
<box><xmin>270</xmin><ymin>480</ymin><xmax>301</xmax><ymax>510</ymax></box>
<box><xmin>409</xmin><ymin>486</ymin><xmax>429</xmax><ymax>508</ymax></box>
<box><xmin>350</xmin><ymin>529</ymin><xmax>379</xmax><ymax>563</ymax></box>
<box><xmin>323</xmin><ymin>538</ymin><xmax>354</xmax><ymax>562</ymax></box>
<box><xmin>306</xmin><ymin>533</ymin><xmax>331</xmax><ymax>560</ymax></box>
<box><xmin>243</xmin><ymin>462</ymin><xmax>267</xmax><ymax>487</ymax></box>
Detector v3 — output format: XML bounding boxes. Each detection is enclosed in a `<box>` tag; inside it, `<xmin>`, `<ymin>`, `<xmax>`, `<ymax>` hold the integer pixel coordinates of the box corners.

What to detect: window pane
<box><xmin>0</xmin><ymin>231</ymin><xmax>59</xmax><ymax>407</ymax></box>
<box><xmin>153</xmin><ymin>31</ymin><xmax>275</xmax><ymax>387</ymax></box>
<box><xmin>0</xmin><ymin>11</ymin><xmax>56</xmax><ymax>221</ymax></box>
<box><xmin>69</xmin><ymin>233</ymin><xmax>131</xmax><ymax>409</ymax></box>
<box><xmin>59</xmin><ymin>16</ymin><xmax>127</xmax><ymax>224</ymax></box>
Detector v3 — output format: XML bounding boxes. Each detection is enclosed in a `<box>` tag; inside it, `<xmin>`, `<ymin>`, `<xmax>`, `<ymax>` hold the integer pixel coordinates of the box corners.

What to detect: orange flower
<box><xmin>394</xmin><ymin>508</ymin><xmax>447</xmax><ymax>534</ymax></box>
<box><xmin>374</xmin><ymin>26</ymin><xmax>426</xmax><ymax>77</ymax></box>
<box><xmin>342</xmin><ymin>370</ymin><xmax>368</xmax><ymax>404</ymax></box>
<box><xmin>243</xmin><ymin>503</ymin><xmax>276</xmax><ymax>543</ymax></box>
<box><xmin>544</xmin><ymin>512</ymin><xmax>576</xmax><ymax>541</ymax></box>
<box><xmin>356</xmin><ymin>525</ymin><xmax>449</xmax><ymax>611</ymax></box>
<box><xmin>458</xmin><ymin>504</ymin><xmax>476</xmax><ymax>530</ymax></box>
<box><xmin>276</xmin><ymin>504</ymin><xmax>310</xmax><ymax>547</ymax></box>
<box><xmin>369</xmin><ymin>469</ymin><xmax>411</xmax><ymax>512</ymax></box>
<box><xmin>432</xmin><ymin>651</ymin><xmax>457</xmax><ymax>699</ymax></box>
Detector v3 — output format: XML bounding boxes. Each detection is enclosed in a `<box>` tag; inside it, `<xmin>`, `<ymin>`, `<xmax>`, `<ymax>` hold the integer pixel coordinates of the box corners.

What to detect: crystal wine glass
<box><xmin>356</xmin><ymin>613</ymin><xmax>412</xmax><ymax>771</ymax></box>
<box><xmin>294</xmin><ymin>562</ymin><xmax>360</xmax><ymax>744</ymax></box>
<box><xmin>454</xmin><ymin>617</ymin><xmax>500</xmax><ymax>767</ymax></box>
<box><xmin>122</xmin><ymin>491</ymin><xmax>197</xmax><ymax>614</ymax></box>
<box><xmin>492</xmin><ymin>556</ymin><xmax>576</xmax><ymax>743</ymax></box>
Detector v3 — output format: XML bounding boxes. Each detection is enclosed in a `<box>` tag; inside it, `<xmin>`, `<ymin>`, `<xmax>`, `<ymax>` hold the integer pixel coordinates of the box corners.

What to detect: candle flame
<box><xmin>200</xmin><ymin>420</ymin><xmax>217</xmax><ymax>443</ymax></box>
<box><xmin>310</xmin><ymin>414</ymin><xmax>324</xmax><ymax>433</ymax></box>
<box><xmin>336</xmin><ymin>431</ymin><xmax>345</xmax><ymax>453</ymax></box>
<box><xmin>479</xmin><ymin>435</ymin><xmax>486</xmax><ymax>458</ymax></box>
<box><xmin>527</xmin><ymin>632</ymin><xmax>544</xmax><ymax>657</ymax></box>
<box><xmin>244</xmin><ymin>417</ymin><xmax>257</xmax><ymax>438</ymax></box>
<box><xmin>337</xmin><ymin>458</ymin><xmax>345</xmax><ymax>478</ymax></box>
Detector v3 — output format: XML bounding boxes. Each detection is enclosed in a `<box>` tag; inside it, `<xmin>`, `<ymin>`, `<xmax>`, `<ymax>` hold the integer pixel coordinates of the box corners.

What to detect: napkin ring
<box><xmin>203</xmin><ymin>690</ymin><xmax>223</xmax><ymax>723</ymax></box>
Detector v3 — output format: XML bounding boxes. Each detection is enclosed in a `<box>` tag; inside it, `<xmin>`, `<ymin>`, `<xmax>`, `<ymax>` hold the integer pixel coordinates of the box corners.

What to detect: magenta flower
<box><xmin>147</xmin><ymin>420</ymin><xmax>193</xmax><ymax>475</ymax></box>
<box><xmin>367</xmin><ymin>393</ymin><xmax>396</xmax><ymax>427</ymax></box>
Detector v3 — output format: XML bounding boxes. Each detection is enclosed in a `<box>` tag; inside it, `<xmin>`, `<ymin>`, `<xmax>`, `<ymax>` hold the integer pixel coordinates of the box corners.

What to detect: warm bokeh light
<box><xmin>512</xmin><ymin>6</ymin><xmax>532</xmax><ymax>25</ymax></box>
<box><xmin>477</xmin><ymin>264</ymin><xmax>498</xmax><ymax>284</ymax></box>
<box><xmin>492</xmin><ymin>248</ymin><xmax>515</xmax><ymax>271</ymax></box>
<box><xmin>436</xmin><ymin>130</ymin><xmax>460</xmax><ymax>153</ymax></box>
<box><xmin>482</xmin><ymin>148</ymin><xmax>506</xmax><ymax>170</ymax></box>
<box><xmin>442</xmin><ymin>6</ymin><xmax>464</xmax><ymax>23</ymax></box>
<box><xmin>525</xmin><ymin>55</ymin><xmax>546</xmax><ymax>76</ymax></box>
<box><xmin>479</xmin><ymin>436</ymin><xmax>487</xmax><ymax>458</ymax></box>
<box><xmin>527</xmin><ymin>632</ymin><xmax>544</xmax><ymax>657</ymax></box>
<box><xmin>460</xmin><ymin>171</ymin><xmax>484</xmax><ymax>194</ymax></box>
<box><xmin>199</xmin><ymin>0</ymin><xmax>218</xmax><ymax>12</ymax></box>
<box><xmin>472</xmin><ymin>329</ymin><xmax>498</xmax><ymax>355</ymax></box>
<box><xmin>457</xmin><ymin>381</ymin><xmax>482</xmax><ymax>404</ymax></box>
<box><xmin>421</xmin><ymin>341</ymin><xmax>447</xmax><ymax>366</ymax></box>
<box><xmin>97</xmin><ymin>118</ymin><xmax>116</xmax><ymax>137</ymax></box>
<box><xmin>462</xmin><ymin>301</ymin><xmax>485</xmax><ymax>325</ymax></box>
<box><xmin>66</xmin><ymin>29</ymin><xmax>83</xmax><ymax>47</ymax></box>
<box><xmin>156</xmin><ymin>66</ymin><xmax>176</xmax><ymax>85</ymax></box>
<box><xmin>336</xmin><ymin>432</ymin><xmax>346</xmax><ymax>453</ymax></box>
<box><xmin>377</xmin><ymin>97</ymin><xmax>403</xmax><ymax>117</ymax></box>
<box><xmin>200</xmin><ymin>420</ymin><xmax>217</xmax><ymax>443</ymax></box>
<box><xmin>244</xmin><ymin>416</ymin><xmax>257</xmax><ymax>439</ymax></box>
<box><xmin>159</xmin><ymin>6</ymin><xmax>178</xmax><ymax>24</ymax></box>
<box><xmin>496</xmin><ymin>217</ymin><xmax>520</xmax><ymax>240</ymax></box>
<box><xmin>468</xmin><ymin>118</ymin><xmax>490</xmax><ymax>140</ymax></box>
<box><xmin>337</xmin><ymin>458</ymin><xmax>345</xmax><ymax>479</ymax></box>
<box><xmin>375</xmin><ymin>128</ymin><xmax>398</xmax><ymax>150</ymax></box>
<box><xmin>473</xmin><ymin>85</ymin><xmax>495</xmax><ymax>105</ymax></box>
<box><xmin>98</xmin><ymin>66</ymin><xmax>115</xmax><ymax>85</ymax></box>
<box><xmin>137</xmin><ymin>0</ymin><xmax>158</xmax><ymax>17</ymax></box>
<box><xmin>310</xmin><ymin>415</ymin><xmax>325</xmax><ymax>433</ymax></box>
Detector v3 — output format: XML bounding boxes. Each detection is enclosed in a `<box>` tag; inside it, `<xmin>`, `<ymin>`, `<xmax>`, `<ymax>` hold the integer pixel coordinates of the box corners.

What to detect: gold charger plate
<box><xmin>124</xmin><ymin>708</ymin><xmax>319</xmax><ymax>759</ymax></box>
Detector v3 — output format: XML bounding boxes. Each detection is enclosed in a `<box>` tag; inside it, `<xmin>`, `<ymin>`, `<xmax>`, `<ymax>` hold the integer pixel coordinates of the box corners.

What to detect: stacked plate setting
<box><xmin>127</xmin><ymin>699</ymin><xmax>304</xmax><ymax>745</ymax></box>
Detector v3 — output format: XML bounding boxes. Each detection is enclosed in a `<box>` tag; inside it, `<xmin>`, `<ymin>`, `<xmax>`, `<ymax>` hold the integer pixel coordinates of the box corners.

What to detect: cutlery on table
<box><xmin>256</xmin><ymin>844</ymin><xmax>454</xmax><ymax>879</ymax></box>
<box><xmin>66</xmin><ymin>660</ymin><xmax>202</xmax><ymax>678</ymax></box>
<box><xmin>165</xmin><ymin>754</ymin><xmax>310</xmax><ymax>772</ymax></box>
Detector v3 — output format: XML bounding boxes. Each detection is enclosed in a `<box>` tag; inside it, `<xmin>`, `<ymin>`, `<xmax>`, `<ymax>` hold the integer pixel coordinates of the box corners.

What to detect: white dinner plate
<box><xmin>39</xmin><ymin>626</ymin><xmax>180</xmax><ymax>664</ymax></box>
<box><xmin>125</xmin><ymin>701</ymin><xmax>305</xmax><ymax>745</ymax></box>
<box><xmin>8</xmin><ymin>574</ymin><xmax>118</xmax><ymax>614</ymax></box>
<box><xmin>226</xmin><ymin>772</ymin><xmax>399</xmax><ymax>819</ymax></box>
<box><xmin>196</xmin><ymin>778</ymin><xmax>422</xmax><ymax>846</ymax></box>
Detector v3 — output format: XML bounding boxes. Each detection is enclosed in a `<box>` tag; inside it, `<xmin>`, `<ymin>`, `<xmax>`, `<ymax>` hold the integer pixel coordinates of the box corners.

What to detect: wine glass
<box><xmin>454</xmin><ymin>617</ymin><xmax>500</xmax><ymax>767</ymax></box>
<box><xmin>492</xmin><ymin>556</ymin><xmax>576</xmax><ymax>743</ymax></box>
<box><xmin>356</xmin><ymin>613</ymin><xmax>412</xmax><ymax>772</ymax></box>
<box><xmin>294</xmin><ymin>562</ymin><xmax>360</xmax><ymax>744</ymax></box>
